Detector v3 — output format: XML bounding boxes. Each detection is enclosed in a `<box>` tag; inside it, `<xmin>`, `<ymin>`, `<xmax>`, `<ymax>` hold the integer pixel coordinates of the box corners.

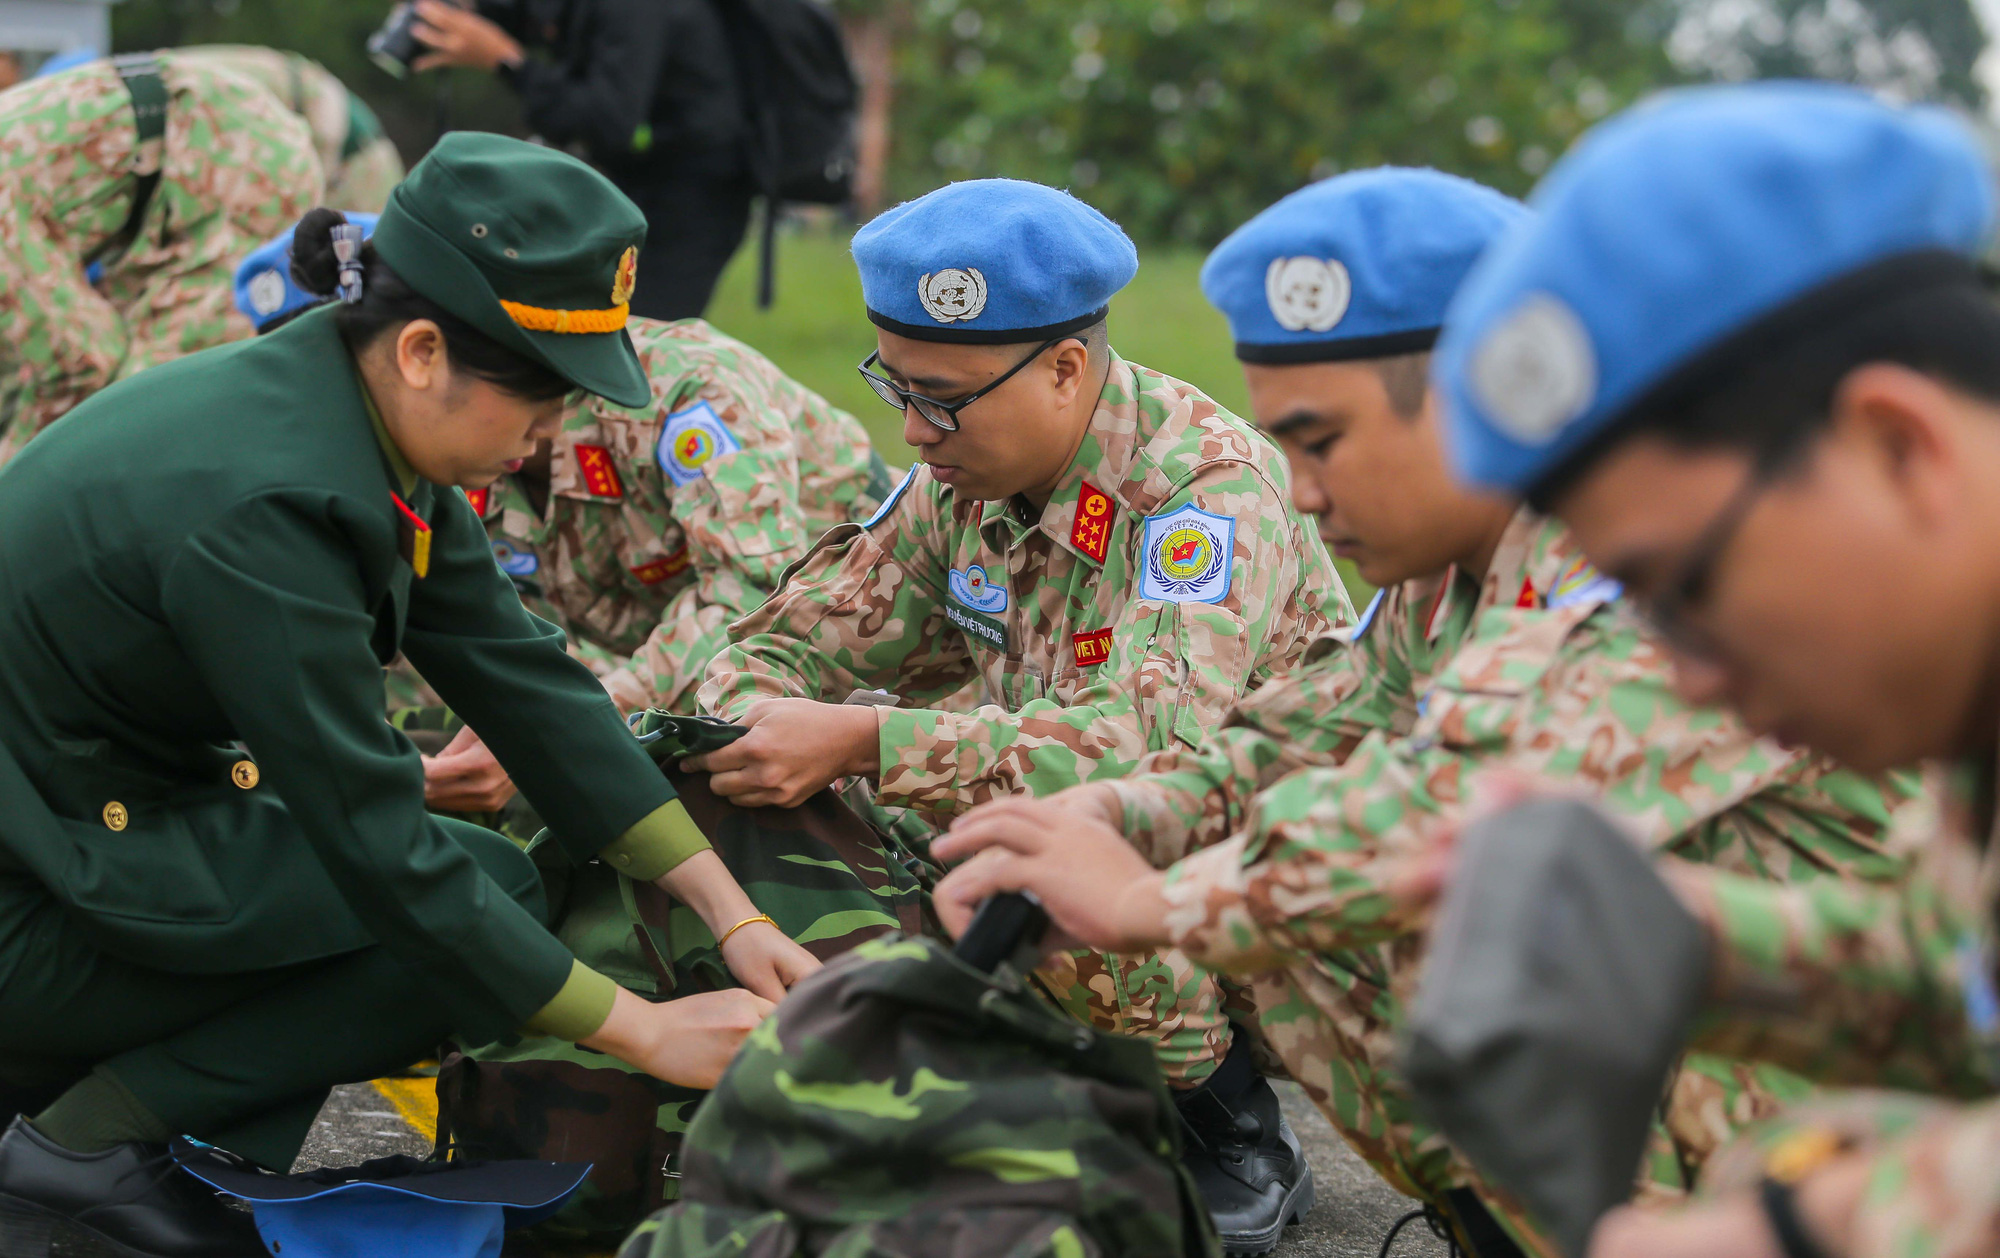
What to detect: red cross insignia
<box><xmin>574</xmin><ymin>443</ymin><xmax>625</xmax><ymax>500</ymax></box>
<box><xmin>1070</xmin><ymin>480</ymin><xmax>1113</xmax><ymax>564</ymax></box>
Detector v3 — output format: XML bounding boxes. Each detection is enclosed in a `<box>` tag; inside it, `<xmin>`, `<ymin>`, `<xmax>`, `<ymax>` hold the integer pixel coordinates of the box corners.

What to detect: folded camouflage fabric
<box><xmin>619</xmin><ymin>934</ymin><xmax>1221</xmax><ymax>1258</ymax></box>
<box><xmin>435</xmin><ymin>712</ymin><xmax>929</xmax><ymax>1245</ymax></box>
<box><xmin>1404</xmin><ymin>798</ymin><xmax>1711</xmax><ymax>1258</ymax></box>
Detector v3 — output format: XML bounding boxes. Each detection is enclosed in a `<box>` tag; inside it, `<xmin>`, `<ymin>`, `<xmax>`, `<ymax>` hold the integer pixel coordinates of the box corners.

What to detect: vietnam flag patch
<box><xmin>1072</xmin><ymin>627</ymin><xmax>1114</xmax><ymax>667</ymax></box>
<box><xmin>391</xmin><ymin>492</ymin><xmax>431</xmax><ymax>578</ymax></box>
<box><xmin>574</xmin><ymin>443</ymin><xmax>625</xmax><ymax>500</ymax></box>
<box><xmin>630</xmin><ymin>547</ymin><xmax>691</xmax><ymax>586</ymax></box>
<box><xmin>1070</xmin><ymin>480</ymin><xmax>1114</xmax><ymax>564</ymax></box>
<box><xmin>464</xmin><ymin>486</ymin><xmax>491</xmax><ymax>518</ymax></box>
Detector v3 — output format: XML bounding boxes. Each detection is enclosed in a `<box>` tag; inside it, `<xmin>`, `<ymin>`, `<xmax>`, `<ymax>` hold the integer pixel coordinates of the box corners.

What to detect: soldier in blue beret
<box><xmin>234</xmin><ymin>213</ymin><xmax>379</xmax><ymax>333</ymax></box>
<box><xmin>0</xmin><ymin>133</ymin><xmax>816</xmax><ymax>1257</ymax></box>
<box><xmin>688</xmin><ymin>177</ymin><xmax>1352</xmax><ymax>1253</ymax></box>
<box><xmin>1432</xmin><ymin>82</ymin><xmax>2000</xmax><ymax>1258</ymax></box>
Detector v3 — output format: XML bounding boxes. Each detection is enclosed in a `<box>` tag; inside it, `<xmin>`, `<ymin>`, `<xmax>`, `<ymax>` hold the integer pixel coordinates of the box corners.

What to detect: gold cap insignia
<box><xmin>232</xmin><ymin>760</ymin><xmax>260</xmax><ymax>790</ymax></box>
<box><xmin>103</xmin><ymin>801</ymin><xmax>129</xmax><ymax>831</ymax></box>
<box><xmin>611</xmin><ymin>246</ymin><xmax>639</xmax><ymax>307</ymax></box>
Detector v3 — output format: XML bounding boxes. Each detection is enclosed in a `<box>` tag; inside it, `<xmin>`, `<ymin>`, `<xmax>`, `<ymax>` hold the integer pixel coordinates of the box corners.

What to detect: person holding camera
<box><xmin>405</xmin><ymin>0</ymin><xmax>753</xmax><ymax>321</ymax></box>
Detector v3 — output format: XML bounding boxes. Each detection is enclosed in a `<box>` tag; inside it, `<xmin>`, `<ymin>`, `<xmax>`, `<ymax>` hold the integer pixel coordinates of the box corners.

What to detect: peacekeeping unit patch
<box><xmin>946</xmin><ymin>563</ymin><xmax>1009</xmax><ymax>650</ymax></box>
<box><xmin>1140</xmin><ymin>505</ymin><xmax>1234</xmax><ymax>604</ymax></box>
<box><xmin>657</xmin><ymin>401</ymin><xmax>742</xmax><ymax>487</ymax></box>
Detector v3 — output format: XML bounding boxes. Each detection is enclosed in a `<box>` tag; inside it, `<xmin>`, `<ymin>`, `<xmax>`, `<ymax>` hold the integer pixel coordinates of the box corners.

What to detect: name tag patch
<box><xmin>491</xmin><ymin>538</ymin><xmax>539</xmax><ymax>577</ymax></box>
<box><xmin>630</xmin><ymin>547</ymin><xmax>691</xmax><ymax>586</ymax></box>
<box><xmin>573</xmin><ymin>443</ymin><xmax>625</xmax><ymax>500</ymax></box>
<box><xmin>1073</xmin><ymin>627</ymin><xmax>1114</xmax><ymax>667</ymax></box>
<box><xmin>1139</xmin><ymin>505</ymin><xmax>1234</xmax><ymax>604</ymax></box>
<box><xmin>657</xmin><ymin>400</ymin><xmax>742</xmax><ymax>487</ymax></box>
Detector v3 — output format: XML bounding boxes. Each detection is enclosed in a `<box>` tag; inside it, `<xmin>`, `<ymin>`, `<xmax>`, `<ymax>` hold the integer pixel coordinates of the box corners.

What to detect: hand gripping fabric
<box><xmin>1403</xmin><ymin>798</ymin><xmax>1711</xmax><ymax>1257</ymax></box>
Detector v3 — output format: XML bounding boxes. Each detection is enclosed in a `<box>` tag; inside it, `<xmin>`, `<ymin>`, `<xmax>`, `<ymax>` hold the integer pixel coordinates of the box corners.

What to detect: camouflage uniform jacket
<box><xmin>480</xmin><ymin>318</ymin><xmax>894</xmax><ymax>715</ymax></box>
<box><xmin>175</xmin><ymin>45</ymin><xmax>404</xmax><ymax>211</ymax></box>
<box><xmin>1125</xmin><ymin>509</ymin><xmax>1914</xmax><ymax>1244</ymax></box>
<box><xmin>0</xmin><ymin>53</ymin><xmax>323</xmax><ymax>463</ymax></box>
<box><xmin>698</xmin><ymin>351</ymin><xmax>1352</xmax><ymax>819</ymax></box>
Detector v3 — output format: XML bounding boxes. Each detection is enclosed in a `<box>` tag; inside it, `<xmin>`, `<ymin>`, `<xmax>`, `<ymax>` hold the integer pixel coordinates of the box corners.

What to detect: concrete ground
<box><xmin>299</xmin><ymin>1077</ymin><xmax>1450</xmax><ymax>1258</ymax></box>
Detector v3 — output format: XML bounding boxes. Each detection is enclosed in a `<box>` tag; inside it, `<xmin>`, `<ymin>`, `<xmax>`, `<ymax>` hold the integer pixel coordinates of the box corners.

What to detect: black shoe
<box><xmin>0</xmin><ymin>1116</ymin><xmax>264</xmax><ymax>1257</ymax></box>
<box><xmin>1175</xmin><ymin>1068</ymin><xmax>1315</xmax><ymax>1256</ymax></box>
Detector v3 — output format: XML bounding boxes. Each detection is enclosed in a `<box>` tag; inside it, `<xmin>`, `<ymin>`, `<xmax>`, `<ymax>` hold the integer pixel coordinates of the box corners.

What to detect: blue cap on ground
<box><xmin>852</xmin><ymin>178</ymin><xmax>1137</xmax><ymax>343</ymax></box>
<box><xmin>234</xmin><ymin>213</ymin><xmax>380</xmax><ymax>330</ymax></box>
<box><xmin>1201</xmin><ymin>167</ymin><xmax>1527</xmax><ymax>363</ymax></box>
<box><xmin>172</xmin><ymin>1138</ymin><xmax>590</xmax><ymax>1258</ymax></box>
<box><xmin>34</xmin><ymin>48</ymin><xmax>102</xmax><ymax>78</ymax></box>
<box><xmin>1434</xmin><ymin>81</ymin><xmax>1996</xmax><ymax>496</ymax></box>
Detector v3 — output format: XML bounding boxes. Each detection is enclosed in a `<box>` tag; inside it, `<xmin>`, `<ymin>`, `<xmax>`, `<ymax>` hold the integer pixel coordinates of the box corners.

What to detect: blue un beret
<box><xmin>1435</xmin><ymin>81</ymin><xmax>1996</xmax><ymax>496</ymax></box>
<box><xmin>852</xmin><ymin>179</ymin><xmax>1137</xmax><ymax>344</ymax></box>
<box><xmin>1202</xmin><ymin>168</ymin><xmax>1527</xmax><ymax>363</ymax></box>
<box><xmin>235</xmin><ymin>213</ymin><xmax>380</xmax><ymax>331</ymax></box>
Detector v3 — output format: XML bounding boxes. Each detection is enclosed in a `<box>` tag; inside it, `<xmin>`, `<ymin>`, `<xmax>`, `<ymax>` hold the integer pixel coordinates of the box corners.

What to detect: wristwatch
<box><xmin>1760</xmin><ymin>1178</ymin><xmax>1830</xmax><ymax>1258</ymax></box>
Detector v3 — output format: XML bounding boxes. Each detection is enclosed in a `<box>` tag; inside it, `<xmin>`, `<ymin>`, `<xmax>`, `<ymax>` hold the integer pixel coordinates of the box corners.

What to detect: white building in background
<box><xmin>0</xmin><ymin>0</ymin><xmax>120</xmax><ymax>62</ymax></box>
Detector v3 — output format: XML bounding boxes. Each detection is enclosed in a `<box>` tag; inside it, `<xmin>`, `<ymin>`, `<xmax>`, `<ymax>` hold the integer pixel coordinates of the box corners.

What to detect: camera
<box><xmin>367</xmin><ymin>0</ymin><xmax>470</xmax><ymax>78</ymax></box>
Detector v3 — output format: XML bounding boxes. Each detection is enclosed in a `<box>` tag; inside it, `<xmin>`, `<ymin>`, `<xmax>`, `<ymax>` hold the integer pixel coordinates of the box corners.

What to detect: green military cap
<box><xmin>371</xmin><ymin>131</ymin><xmax>651</xmax><ymax>408</ymax></box>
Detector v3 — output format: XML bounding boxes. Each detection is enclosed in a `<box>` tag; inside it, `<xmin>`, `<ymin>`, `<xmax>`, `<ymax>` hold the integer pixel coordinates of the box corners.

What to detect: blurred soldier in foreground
<box><xmin>0</xmin><ymin>51</ymin><xmax>322</xmax><ymax>464</ymax></box>
<box><xmin>931</xmin><ymin>168</ymin><xmax>1914</xmax><ymax>1256</ymax></box>
<box><xmin>174</xmin><ymin>46</ymin><xmax>404</xmax><ymax>211</ymax></box>
<box><xmin>1425</xmin><ymin>83</ymin><xmax>2000</xmax><ymax>1258</ymax></box>
<box><xmin>690</xmin><ymin>177</ymin><xmax>1351</xmax><ymax>1253</ymax></box>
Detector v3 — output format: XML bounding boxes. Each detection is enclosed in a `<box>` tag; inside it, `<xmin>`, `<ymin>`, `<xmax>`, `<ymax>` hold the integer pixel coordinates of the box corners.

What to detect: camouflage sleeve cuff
<box><xmin>1158</xmin><ymin>835</ymin><xmax>1277</xmax><ymax>971</ymax></box>
<box><xmin>523</xmin><ymin>959</ymin><xmax>618</xmax><ymax>1040</ymax></box>
<box><xmin>873</xmin><ymin>707</ymin><xmax>956</xmax><ymax>810</ymax></box>
<box><xmin>1106</xmin><ymin>778</ymin><xmax>1197</xmax><ymax>869</ymax></box>
<box><xmin>600</xmin><ymin>799</ymin><xmax>711</xmax><ymax>881</ymax></box>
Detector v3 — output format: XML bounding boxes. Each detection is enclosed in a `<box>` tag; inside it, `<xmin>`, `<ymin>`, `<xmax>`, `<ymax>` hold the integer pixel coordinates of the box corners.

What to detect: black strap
<box><xmin>1761</xmin><ymin>1177</ymin><xmax>1832</xmax><ymax>1258</ymax></box>
<box><xmin>106</xmin><ymin>54</ymin><xmax>167</xmax><ymax>259</ymax></box>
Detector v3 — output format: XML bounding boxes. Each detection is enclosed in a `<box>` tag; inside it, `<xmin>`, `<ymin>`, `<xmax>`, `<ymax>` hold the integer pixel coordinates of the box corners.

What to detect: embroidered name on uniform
<box><xmin>657</xmin><ymin>400</ymin><xmax>742</xmax><ymax>488</ymax></box>
<box><xmin>464</xmin><ymin>486</ymin><xmax>491</xmax><ymax>517</ymax></box>
<box><xmin>630</xmin><ymin>547</ymin><xmax>691</xmax><ymax>585</ymax></box>
<box><xmin>1071</xmin><ymin>480</ymin><xmax>1114</xmax><ymax>564</ymax></box>
<box><xmin>1139</xmin><ymin>505</ymin><xmax>1234</xmax><ymax>604</ymax></box>
<box><xmin>1073</xmin><ymin>627</ymin><xmax>1114</xmax><ymax>667</ymax></box>
<box><xmin>945</xmin><ymin>563</ymin><xmax>1009</xmax><ymax>650</ymax></box>
<box><xmin>573</xmin><ymin>443</ymin><xmax>624</xmax><ymax>500</ymax></box>
<box><xmin>391</xmin><ymin>492</ymin><xmax>431</xmax><ymax>578</ymax></box>
<box><xmin>491</xmin><ymin>538</ymin><xmax>539</xmax><ymax>577</ymax></box>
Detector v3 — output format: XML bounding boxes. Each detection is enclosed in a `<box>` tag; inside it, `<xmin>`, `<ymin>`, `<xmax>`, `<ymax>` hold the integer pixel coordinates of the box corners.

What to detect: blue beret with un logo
<box><xmin>1201</xmin><ymin>167</ymin><xmax>1526</xmax><ymax>363</ymax></box>
<box><xmin>234</xmin><ymin>213</ymin><xmax>380</xmax><ymax>332</ymax></box>
<box><xmin>852</xmin><ymin>179</ymin><xmax>1137</xmax><ymax>344</ymax></box>
<box><xmin>1435</xmin><ymin>81</ymin><xmax>1995</xmax><ymax>496</ymax></box>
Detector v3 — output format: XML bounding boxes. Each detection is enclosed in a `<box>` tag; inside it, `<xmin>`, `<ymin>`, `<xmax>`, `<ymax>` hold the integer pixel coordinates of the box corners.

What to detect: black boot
<box><xmin>0</xmin><ymin>1116</ymin><xmax>265</xmax><ymax>1257</ymax></box>
<box><xmin>1173</xmin><ymin>1039</ymin><xmax>1315</xmax><ymax>1256</ymax></box>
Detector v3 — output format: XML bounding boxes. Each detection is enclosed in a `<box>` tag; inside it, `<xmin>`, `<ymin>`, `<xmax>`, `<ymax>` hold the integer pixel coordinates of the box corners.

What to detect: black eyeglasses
<box><xmin>857</xmin><ymin>336</ymin><xmax>1066</xmax><ymax>432</ymax></box>
<box><xmin>1636</xmin><ymin>438</ymin><xmax>1804</xmax><ymax>657</ymax></box>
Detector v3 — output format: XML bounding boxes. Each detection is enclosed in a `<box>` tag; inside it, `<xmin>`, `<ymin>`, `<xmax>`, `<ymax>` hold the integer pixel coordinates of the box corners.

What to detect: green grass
<box><xmin>702</xmin><ymin>223</ymin><xmax>1373</xmax><ymax>601</ymax></box>
<box><xmin>704</xmin><ymin>225</ymin><xmax>1248</xmax><ymax>459</ymax></box>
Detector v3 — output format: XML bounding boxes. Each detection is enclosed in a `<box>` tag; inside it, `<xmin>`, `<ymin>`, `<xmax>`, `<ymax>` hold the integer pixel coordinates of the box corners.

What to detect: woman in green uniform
<box><xmin>0</xmin><ymin>133</ymin><xmax>815</xmax><ymax>1258</ymax></box>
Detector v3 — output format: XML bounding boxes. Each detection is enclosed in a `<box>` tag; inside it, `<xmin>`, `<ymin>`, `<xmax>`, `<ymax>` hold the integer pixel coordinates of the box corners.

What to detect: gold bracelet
<box><xmin>717</xmin><ymin>913</ymin><xmax>777</xmax><ymax>947</ymax></box>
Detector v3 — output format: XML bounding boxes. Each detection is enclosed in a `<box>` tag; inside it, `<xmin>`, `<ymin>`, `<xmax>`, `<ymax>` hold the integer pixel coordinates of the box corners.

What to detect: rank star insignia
<box><xmin>1070</xmin><ymin>480</ymin><xmax>1114</xmax><ymax>564</ymax></box>
<box><xmin>464</xmin><ymin>486</ymin><xmax>491</xmax><ymax>517</ymax></box>
<box><xmin>572</xmin><ymin>443</ymin><xmax>625</xmax><ymax>500</ymax></box>
<box><xmin>611</xmin><ymin>245</ymin><xmax>639</xmax><ymax>306</ymax></box>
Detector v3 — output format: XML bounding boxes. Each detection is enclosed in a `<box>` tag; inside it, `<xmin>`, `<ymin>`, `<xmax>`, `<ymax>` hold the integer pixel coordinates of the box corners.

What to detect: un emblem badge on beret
<box><xmin>1265</xmin><ymin>256</ymin><xmax>1352</xmax><ymax>333</ymax></box>
<box><xmin>1470</xmin><ymin>294</ymin><xmax>1597</xmax><ymax>443</ymax></box>
<box><xmin>918</xmin><ymin>268</ymin><xmax>989</xmax><ymax>323</ymax></box>
<box><xmin>247</xmin><ymin>268</ymin><xmax>288</xmax><ymax>318</ymax></box>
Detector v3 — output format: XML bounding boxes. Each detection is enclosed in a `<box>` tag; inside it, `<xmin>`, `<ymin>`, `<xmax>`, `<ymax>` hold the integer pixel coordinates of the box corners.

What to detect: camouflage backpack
<box><xmin>433</xmin><ymin>714</ymin><xmax>928</xmax><ymax>1245</ymax></box>
<box><xmin>617</xmin><ymin>933</ymin><xmax>1222</xmax><ymax>1258</ymax></box>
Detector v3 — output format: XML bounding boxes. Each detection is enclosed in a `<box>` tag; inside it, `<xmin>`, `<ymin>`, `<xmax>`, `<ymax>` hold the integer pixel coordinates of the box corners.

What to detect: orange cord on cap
<box><xmin>499</xmin><ymin>298</ymin><xmax>630</xmax><ymax>334</ymax></box>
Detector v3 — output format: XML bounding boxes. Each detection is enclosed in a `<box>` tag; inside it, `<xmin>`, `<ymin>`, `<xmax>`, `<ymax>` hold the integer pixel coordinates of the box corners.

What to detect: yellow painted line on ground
<box><xmin>370</xmin><ymin>1075</ymin><xmax>439</xmax><ymax>1145</ymax></box>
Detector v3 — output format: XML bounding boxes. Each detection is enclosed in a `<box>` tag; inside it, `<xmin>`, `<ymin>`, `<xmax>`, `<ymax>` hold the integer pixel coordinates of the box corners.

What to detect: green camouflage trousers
<box><xmin>0</xmin><ymin>53</ymin><xmax>323</xmax><ymax>464</ymax></box>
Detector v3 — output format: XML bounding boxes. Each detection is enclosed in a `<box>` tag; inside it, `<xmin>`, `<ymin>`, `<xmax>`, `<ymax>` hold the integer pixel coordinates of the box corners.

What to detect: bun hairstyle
<box><xmin>290</xmin><ymin>207</ymin><xmax>572</xmax><ymax>402</ymax></box>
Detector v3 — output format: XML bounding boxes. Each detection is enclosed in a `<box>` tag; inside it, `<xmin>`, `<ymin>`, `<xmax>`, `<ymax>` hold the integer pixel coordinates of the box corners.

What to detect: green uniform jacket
<box><xmin>0</xmin><ymin>307</ymin><xmax>677</xmax><ymax>1043</ymax></box>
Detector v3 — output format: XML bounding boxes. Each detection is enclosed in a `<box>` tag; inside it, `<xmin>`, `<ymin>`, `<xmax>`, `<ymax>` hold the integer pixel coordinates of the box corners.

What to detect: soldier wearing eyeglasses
<box><xmin>688</xmin><ymin>177</ymin><xmax>1352</xmax><ymax>1251</ymax></box>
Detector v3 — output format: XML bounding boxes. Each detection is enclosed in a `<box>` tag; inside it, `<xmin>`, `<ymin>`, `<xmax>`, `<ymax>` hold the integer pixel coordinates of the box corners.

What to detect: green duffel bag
<box><xmin>618</xmin><ymin>932</ymin><xmax>1222</xmax><ymax>1258</ymax></box>
<box><xmin>434</xmin><ymin>713</ymin><xmax>929</xmax><ymax>1247</ymax></box>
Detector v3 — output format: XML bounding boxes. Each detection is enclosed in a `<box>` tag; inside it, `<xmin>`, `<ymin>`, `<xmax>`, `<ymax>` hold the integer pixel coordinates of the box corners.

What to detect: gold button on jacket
<box><xmin>103</xmin><ymin>801</ymin><xmax>129</xmax><ymax>831</ymax></box>
<box><xmin>231</xmin><ymin>760</ymin><xmax>259</xmax><ymax>790</ymax></box>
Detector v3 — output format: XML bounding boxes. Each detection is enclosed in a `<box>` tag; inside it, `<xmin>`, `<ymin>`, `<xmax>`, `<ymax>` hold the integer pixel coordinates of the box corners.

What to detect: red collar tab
<box><xmin>464</xmin><ymin>486</ymin><xmax>491</xmax><ymax>517</ymax></box>
<box><xmin>1070</xmin><ymin>481</ymin><xmax>1114</xmax><ymax>564</ymax></box>
<box><xmin>391</xmin><ymin>492</ymin><xmax>432</xmax><ymax>578</ymax></box>
<box><xmin>573</xmin><ymin>443</ymin><xmax>625</xmax><ymax>500</ymax></box>
<box><xmin>1514</xmin><ymin>575</ymin><xmax>1540</xmax><ymax>609</ymax></box>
